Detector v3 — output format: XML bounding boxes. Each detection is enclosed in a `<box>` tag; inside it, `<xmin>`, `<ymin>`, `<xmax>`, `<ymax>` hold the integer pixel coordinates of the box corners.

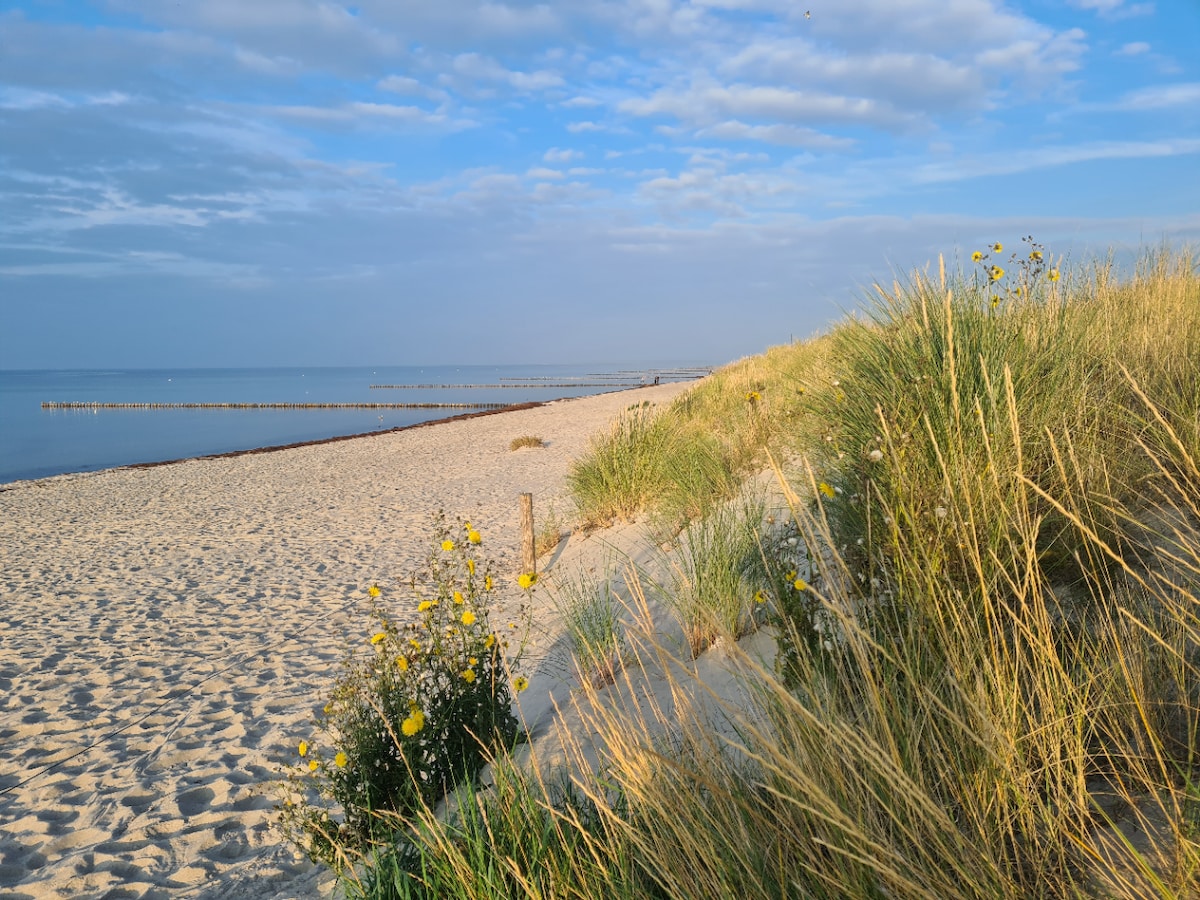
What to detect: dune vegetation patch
<box><xmin>282</xmin><ymin>245</ymin><xmax>1200</xmax><ymax>899</ymax></box>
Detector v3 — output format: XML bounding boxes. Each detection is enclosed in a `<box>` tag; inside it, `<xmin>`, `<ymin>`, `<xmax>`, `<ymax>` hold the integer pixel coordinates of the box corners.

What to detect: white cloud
<box><xmin>377</xmin><ymin>74</ymin><xmax>450</xmax><ymax>102</ymax></box>
<box><xmin>0</xmin><ymin>87</ymin><xmax>71</xmax><ymax>110</ymax></box>
<box><xmin>543</xmin><ymin>147</ymin><xmax>583</xmax><ymax>163</ymax></box>
<box><xmin>232</xmin><ymin>47</ymin><xmax>303</xmax><ymax>76</ymax></box>
<box><xmin>1066</xmin><ymin>0</ymin><xmax>1154</xmax><ymax>17</ymax></box>
<box><xmin>263</xmin><ymin>101</ymin><xmax>468</xmax><ymax>130</ymax></box>
<box><xmin>636</xmin><ymin>162</ymin><xmax>806</xmax><ymax>219</ymax></box>
<box><xmin>566</xmin><ymin>120</ymin><xmax>605</xmax><ymax>132</ymax></box>
<box><xmin>909</xmin><ymin>137</ymin><xmax>1200</xmax><ymax>184</ymax></box>
<box><xmin>1112</xmin><ymin>82</ymin><xmax>1200</xmax><ymax>110</ymax></box>
<box><xmin>697</xmin><ymin>120</ymin><xmax>856</xmax><ymax>150</ymax></box>
<box><xmin>622</xmin><ymin>83</ymin><xmax>917</xmax><ymax>131</ymax></box>
<box><xmin>451</xmin><ymin>52</ymin><xmax>563</xmax><ymax>91</ymax></box>
<box><xmin>1116</xmin><ymin>41</ymin><xmax>1151</xmax><ymax>56</ymax></box>
<box><xmin>471</xmin><ymin>2</ymin><xmax>561</xmax><ymax>37</ymax></box>
<box><xmin>1060</xmin><ymin>82</ymin><xmax>1200</xmax><ymax>117</ymax></box>
<box><xmin>525</xmin><ymin>166</ymin><xmax>565</xmax><ymax>179</ymax></box>
<box><xmin>723</xmin><ymin>41</ymin><xmax>983</xmax><ymax>111</ymax></box>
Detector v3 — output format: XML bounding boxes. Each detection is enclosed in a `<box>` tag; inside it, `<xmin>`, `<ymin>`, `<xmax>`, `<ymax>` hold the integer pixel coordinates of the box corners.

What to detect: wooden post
<box><xmin>519</xmin><ymin>492</ymin><xmax>536</xmax><ymax>576</ymax></box>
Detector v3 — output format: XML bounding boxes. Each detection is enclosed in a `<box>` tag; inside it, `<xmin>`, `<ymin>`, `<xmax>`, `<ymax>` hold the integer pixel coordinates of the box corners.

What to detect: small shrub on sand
<box><xmin>549</xmin><ymin>567</ymin><xmax>626</xmax><ymax>687</ymax></box>
<box><xmin>277</xmin><ymin>515</ymin><xmax>532</xmax><ymax>872</ymax></box>
<box><xmin>569</xmin><ymin>403</ymin><xmax>676</xmax><ymax>526</ymax></box>
<box><xmin>666</xmin><ymin>491</ymin><xmax>771</xmax><ymax>657</ymax></box>
<box><xmin>509</xmin><ymin>435</ymin><xmax>545</xmax><ymax>451</ymax></box>
<box><xmin>534</xmin><ymin>503</ymin><xmax>565</xmax><ymax>558</ymax></box>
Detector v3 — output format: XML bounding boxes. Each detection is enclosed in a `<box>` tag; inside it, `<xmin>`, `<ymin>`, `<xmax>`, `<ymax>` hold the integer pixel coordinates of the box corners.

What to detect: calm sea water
<box><xmin>0</xmin><ymin>365</ymin><xmax>707</xmax><ymax>485</ymax></box>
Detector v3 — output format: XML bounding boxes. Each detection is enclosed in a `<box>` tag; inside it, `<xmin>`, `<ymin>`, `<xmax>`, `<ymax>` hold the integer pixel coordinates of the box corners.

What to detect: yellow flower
<box><xmin>396</xmin><ymin>655</ymin><xmax>408</xmax><ymax>671</ymax></box>
<box><xmin>754</xmin><ymin>590</ymin><xmax>768</xmax><ymax>605</ymax></box>
<box><xmin>818</xmin><ymin>482</ymin><xmax>836</xmax><ymax>499</ymax></box>
<box><xmin>991</xmin><ymin>295</ymin><xmax>1000</xmax><ymax>309</ymax></box>
<box><xmin>793</xmin><ymin>577</ymin><xmax>808</xmax><ymax>592</ymax></box>
<box><xmin>513</xmin><ymin>676</ymin><xmax>529</xmax><ymax>693</ymax></box>
<box><xmin>989</xmin><ymin>265</ymin><xmax>1005</xmax><ymax>281</ymax></box>
<box><xmin>484</xmin><ymin>634</ymin><xmax>496</xmax><ymax>649</ymax></box>
<box><xmin>467</xmin><ymin>559</ymin><xmax>476</xmax><ymax>575</ymax></box>
<box><xmin>409</xmin><ymin>638</ymin><xmax>422</xmax><ymax>651</ymax></box>
<box><xmin>1048</xmin><ymin>268</ymin><xmax>1060</xmax><ymax>282</ymax></box>
<box><xmin>1030</xmin><ymin>250</ymin><xmax>1042</xmax><ymax>261</ymax></box>
<box><xmin>484</xmin><ymin>575</ymin><xmax>494</xmax><ymax>591</ymax></box>
<box><xmin>468</xmin><ymin>530</ymin><xmax>482</xmax><ymax>544</ymax></box>
<box><xmin>468</xmin><ymin>656</ymin><xmax>477</xmax><ymax>666</ymax></box>
<box><xmin>370</xmin><ymin>632</ymin><xmax>386</xmax><ymax>645</ymax></box>
<box><xmin>368</xmin><ymin>584</ymin><xmax>381</xmax><ymax>598</ymax></box>
<box><xmin>401</xmin><ymin>711</ymin><xmax>425</xmax><ymax>736</ymax></box>
<box><xmin>463</xmin><ymin>521</ymin><xmax>472</xmax><ymax>531</ymax></box>
<box><xmin>971</xmin><ymin>250</ymin><xmax>983</xmax><ymax>262</ymax></box>
<box><xmin>745</xmin><ymin>391</ymin><xmax>761</xmax><ymax>402</ymax></box>
<box><xmin>442</xmin><ymin>539</ymin><xmax>455</xmax><ymax>552</ymax></box>
<box><xmin>461</xmin><ymin>610</ymin><xmax>476</xmax><ymax>626</ymax></box>
<box><xmin>517</xmin><ymin>572</ymin><xmax>537</xmax><ymax>590</ymax></box>
<box><xmin>453</xmin><ymin>591</ymin><xmax>464</xmax><ymax>604</ymax></box>
<box><xmin>308</xmin><ymin>759</ymin><xmax>319</xmax><ymax>772</ymax></box>
<box><xmin>418</xmin><ymin>600</ymin><xmax>433</xmax><ymax>613</ymax></box>
<box><xmin>334</xmin><ymin>751</ymin><xmax>348</xmax><ymax>768</ymax></box>
<box><xmin>298</xmin><ymin>740</ymin><xmax>309</xmax><ymax>757</ymax></box>
<box><xmin>992</xmin><ymin>242</ymin><xmax>1003</xmax><ymax>252</ymax></box>
<box><xmin>462</xmin><ymin>669</ymin><xmax>477</xmax><ymax>684</ymax></box>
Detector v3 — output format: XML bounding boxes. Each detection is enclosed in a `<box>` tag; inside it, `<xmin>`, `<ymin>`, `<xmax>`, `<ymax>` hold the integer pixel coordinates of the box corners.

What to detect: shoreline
<box><xmin>1</xmin><ymin>386</ymin><xmax>663</xmax><ymax>491</ymax></box>
<box><xmin>0</xmin><ymin>381</ymin><xmax>692</xmax><ymax>898</ymax></box>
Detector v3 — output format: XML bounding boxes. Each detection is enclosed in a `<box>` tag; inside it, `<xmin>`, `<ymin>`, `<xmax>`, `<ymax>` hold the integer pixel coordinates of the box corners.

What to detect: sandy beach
<box><xmin>0</xmin><ymin>382</ymin><xmax>693</xmax><ymax>899</ymax></box>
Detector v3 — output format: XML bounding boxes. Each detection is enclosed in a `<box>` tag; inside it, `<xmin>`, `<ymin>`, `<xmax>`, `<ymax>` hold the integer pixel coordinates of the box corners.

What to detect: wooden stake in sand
<box><xmin>519</xmin><ymin>492</ymin><xmax>536</xmax><ymax>576</ymax></box>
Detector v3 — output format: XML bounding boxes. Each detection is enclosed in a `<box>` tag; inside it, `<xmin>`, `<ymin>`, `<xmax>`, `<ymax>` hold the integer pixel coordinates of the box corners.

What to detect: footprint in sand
<box><xmin>176</xmin><ymin>786</ymin><xmax>215</xmax><ymax>820</ymax></box>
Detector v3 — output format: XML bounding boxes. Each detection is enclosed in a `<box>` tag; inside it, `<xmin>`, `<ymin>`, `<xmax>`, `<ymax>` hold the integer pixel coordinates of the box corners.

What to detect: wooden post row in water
<box><xmin>519</xmin><ymin>492</ymin><xmax>536</xmax><ymax>577</ymax></box>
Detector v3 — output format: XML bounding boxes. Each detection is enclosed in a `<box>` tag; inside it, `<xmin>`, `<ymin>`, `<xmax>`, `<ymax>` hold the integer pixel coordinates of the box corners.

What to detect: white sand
<box><xmin>0</xmin><ymin>383</ymin><xmax>695</xmax><ymax>899</ymax></box>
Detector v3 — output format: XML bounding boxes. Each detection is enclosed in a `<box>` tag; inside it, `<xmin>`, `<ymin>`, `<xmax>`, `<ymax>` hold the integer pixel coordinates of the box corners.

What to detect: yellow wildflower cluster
<box><xmin>971</xmin><ymin>235</ymin><xmax>1058</xmax><ymax>310</ymax></box>
<box><xmin>279</xmin><ymin>514</ymin><xmax>532</xmax><ymax>869</ymax></box>
<box><xmin>401</xmin><ymin>706</ymin><xmax>425</xmax><ymax>737</ymax></box>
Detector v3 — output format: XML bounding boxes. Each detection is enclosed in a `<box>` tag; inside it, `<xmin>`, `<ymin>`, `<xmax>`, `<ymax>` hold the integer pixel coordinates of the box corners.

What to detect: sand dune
<box><xmin>0</xmin><ymin>383</ymin><xmax>691</xmax><ymax>899</ymax></box>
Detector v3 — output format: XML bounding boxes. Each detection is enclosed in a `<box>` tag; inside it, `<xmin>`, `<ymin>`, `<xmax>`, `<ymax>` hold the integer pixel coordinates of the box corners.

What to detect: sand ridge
<box><xmin>0</xmin><ymin>382</ymin><xmax>691</xmax><ymax>899</ymax></box>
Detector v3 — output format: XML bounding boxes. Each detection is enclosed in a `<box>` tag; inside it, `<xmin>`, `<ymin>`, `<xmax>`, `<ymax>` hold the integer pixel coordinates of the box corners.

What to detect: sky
<box><xmin>1</xmin><ymin>0</ymin><xmax>1198</xmax><ymax>369</ymax></box>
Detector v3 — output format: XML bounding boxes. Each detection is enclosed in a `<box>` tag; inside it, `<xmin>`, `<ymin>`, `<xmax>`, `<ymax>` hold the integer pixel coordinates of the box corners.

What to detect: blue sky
<box><xmin>1</xmin><ymin>0</ymin><xmax>1197</xmax><ymax>368</ymax></box>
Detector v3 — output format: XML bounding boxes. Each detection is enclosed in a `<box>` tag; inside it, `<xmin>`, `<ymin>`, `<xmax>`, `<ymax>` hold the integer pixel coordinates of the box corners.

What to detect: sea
<box><xmin>0</xmin><ymin>364</ymin><xmax>709</xmax><ymax>486</ymax></box>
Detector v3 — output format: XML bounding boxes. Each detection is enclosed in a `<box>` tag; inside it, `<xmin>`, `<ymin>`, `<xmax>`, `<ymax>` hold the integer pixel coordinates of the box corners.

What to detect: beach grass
<box><xmin>288</xmin><ymin>244</ymin><xmax>1200</xmax><ymax>898</ymax></box>
<box><xmin>508</xmin><ymin>435</ymin><xmax>545</xmax><ymax>451</ymax></box>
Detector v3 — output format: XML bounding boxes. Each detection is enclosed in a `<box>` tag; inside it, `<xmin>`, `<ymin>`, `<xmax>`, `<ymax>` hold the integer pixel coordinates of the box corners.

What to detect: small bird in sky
<box><xmin>805</xmin><ymin>10</ymin><xmax>811</xmax><ymax>18</ymax></box>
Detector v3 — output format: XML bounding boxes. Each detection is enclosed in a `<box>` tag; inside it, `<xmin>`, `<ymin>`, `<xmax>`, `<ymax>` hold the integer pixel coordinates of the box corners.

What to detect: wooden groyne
<box><xmin>369</xmin><ymin>382</ymin><xmax>642</xmax><ymax>389</ymax></box>
<box><xmin>41</xmin><ymin>402</ymin><xmax>512</xmax><ymax>410</ymax></box>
